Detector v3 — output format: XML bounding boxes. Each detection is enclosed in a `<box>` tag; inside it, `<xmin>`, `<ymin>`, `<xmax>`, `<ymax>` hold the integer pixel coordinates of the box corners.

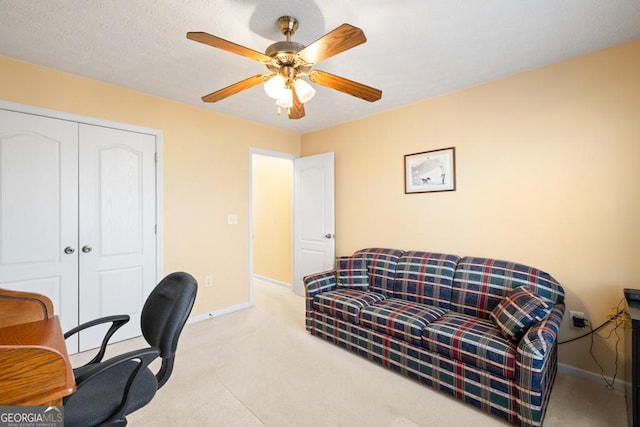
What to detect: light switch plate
<box><xmin>227</xmin><ymin>214</ymin><xmax>238</xmax><ymax>225</ymax></box>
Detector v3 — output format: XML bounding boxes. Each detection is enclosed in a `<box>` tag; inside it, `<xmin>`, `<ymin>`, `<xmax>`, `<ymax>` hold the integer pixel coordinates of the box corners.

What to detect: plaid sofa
<box><xmin>304</xmin><ymin>248</ymin><xmax>565</xmax><ymax>427</ymax></box>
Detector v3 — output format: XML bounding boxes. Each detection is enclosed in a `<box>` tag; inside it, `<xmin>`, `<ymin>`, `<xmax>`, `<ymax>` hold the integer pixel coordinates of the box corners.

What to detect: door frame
<box><xmin>0</xmin><ymin>99</ymin><xmax>164</xmax><ymax>298</ymax></box>
<box><xmin>248</xmin><ymin>148</ymin><xmax>297</xmax><ymax>304</ymax></box>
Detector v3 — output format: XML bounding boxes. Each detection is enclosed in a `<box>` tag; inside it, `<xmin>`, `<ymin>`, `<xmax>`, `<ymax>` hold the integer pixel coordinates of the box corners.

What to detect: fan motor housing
<box><xmin>266</xmin><ymin>41</ymin><xmax>303</xmax><ymax>56</ymax></box>
<box><xmin>265</xmin><ymin>41</ymin><xmax>311</xmax><ymax>74</ymax></box>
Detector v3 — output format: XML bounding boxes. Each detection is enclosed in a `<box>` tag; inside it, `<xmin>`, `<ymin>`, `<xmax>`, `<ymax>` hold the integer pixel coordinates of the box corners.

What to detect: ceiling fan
<box><xmin>186</xmin><ymin>16</ymin><xmax>382</xmax><ymax>120</ymax></box>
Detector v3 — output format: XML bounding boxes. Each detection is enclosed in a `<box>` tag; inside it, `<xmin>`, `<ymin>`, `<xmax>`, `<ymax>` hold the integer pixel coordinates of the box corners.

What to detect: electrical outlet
<box><xmin>569</xmin><ymin>310</ymin><xmax>585</xmax><ymax>329</ymax></box>
<box><xmin>205</xmin><ymin>275</ymin><xmax>213</xmax><ymax>288</ymax></box>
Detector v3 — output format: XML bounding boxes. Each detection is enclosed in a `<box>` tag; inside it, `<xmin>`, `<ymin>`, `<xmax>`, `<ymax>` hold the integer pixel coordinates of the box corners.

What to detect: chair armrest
<box><xmin>64</xmin><ymin>314</ymin><xmax>130</xmax><ymax>366</ymax></box>
<box><xmin>68</xmin><ymin>347</ymin><xmax>160</xmax><ymax>425</ymax></box>
<box><xmin>72</xmin><ymin>347</ymin><xmax>159</xmax><ymax>388</ymax></box>
<box><xmin>304</xmin><ymin>271</ymin><xmax>337</xmax><ymax>332</ymax></box>
<box><xmin>515</xmin><ymin>303</ymin><xmax>565</xmax><ymax>426</ymax></box>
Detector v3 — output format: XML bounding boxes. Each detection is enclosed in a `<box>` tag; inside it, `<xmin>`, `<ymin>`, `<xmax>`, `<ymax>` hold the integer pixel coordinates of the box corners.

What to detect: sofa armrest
<box><xmin>515</xmin><ymin>303</ymin><xmax>565</xmax><ymax>426</ymax></box>
<box><xmin>304</xmin><ymin>270</ymin><xmax>337</xmax><ymax>297</ymax></box>
<box><xmin>303</xmin><ymin>271</ymin><xmax>337</xmax><ymax>331</ymax></box>
<box><xmin>516</xmin><ymin>303</ymin><xmax>564</xmax><ymax>361</ymax></box>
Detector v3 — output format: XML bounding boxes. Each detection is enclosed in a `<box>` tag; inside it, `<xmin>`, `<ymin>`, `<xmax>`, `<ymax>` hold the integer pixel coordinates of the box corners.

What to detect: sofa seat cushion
<box><xmin>359</xmin><ymin>298</ymin><xmax>447</xmax><ymax>345</ymax></box>
<box><xmin>422</xmin><ymin>312</ymin><xmax>517</xmax><ymax>379</ymax></box>
<box><xmin>313</xmin><ymin>289</ymin><xmax>386</xmax><ymax>324</ymax></box>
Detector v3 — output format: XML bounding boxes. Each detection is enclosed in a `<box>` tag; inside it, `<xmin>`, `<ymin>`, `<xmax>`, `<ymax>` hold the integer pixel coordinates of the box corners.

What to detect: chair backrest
<box><xmin>140</xmin><ymin>271</ymin><xmax>198</xmax><ymax>388</ymax></box>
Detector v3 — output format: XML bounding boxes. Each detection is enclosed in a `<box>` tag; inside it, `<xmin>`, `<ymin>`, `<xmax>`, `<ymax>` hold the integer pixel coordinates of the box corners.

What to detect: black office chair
<box><xmin>63</xmin><ymin>272</ymin><xmax>198</xmax><ymax>427</ymax></box>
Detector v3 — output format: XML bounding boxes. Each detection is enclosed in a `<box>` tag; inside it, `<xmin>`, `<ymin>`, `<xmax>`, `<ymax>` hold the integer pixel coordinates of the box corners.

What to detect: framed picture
<box><xmin>404</xmin><ymin>147</ymin><xmax>456</xmax><ymax>194</ymax></box>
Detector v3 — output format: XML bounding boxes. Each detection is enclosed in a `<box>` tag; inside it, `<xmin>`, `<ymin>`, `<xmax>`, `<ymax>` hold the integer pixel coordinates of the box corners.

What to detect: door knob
<box><xmin>82</xmin><ymin>245</ymin><xmax>92</xmax><ymax>253</ymax></box>
<box><xmin>64</xmin><ymin>246</ymin><xmax>75</xmax><ymax>254</ymax></box>
<box><xmin>324</xmin><ymin>233</ymin><xmax>334</xmax><ymax>239</ymax></box>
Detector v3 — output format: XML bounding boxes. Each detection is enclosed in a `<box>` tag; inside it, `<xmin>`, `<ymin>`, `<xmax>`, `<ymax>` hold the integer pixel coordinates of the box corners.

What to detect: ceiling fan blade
<box><xmin>202</xmin><ymin>74</ymin><xmax>270</xmax><ymax>103</ymax></box>
<box><xmin>187</xmin><ymin>32</ymin><xmax>272</xmax><ymax>64</ymax></box>
<box><xmin>288</xmin><ymin>85</ymin><xmax>305</xmax><ymax>120</ymax></box>
<box><xmin>308</xmin><ymin>70</ymin><xmax>382</xmax><ymax>102</ymax></box>
<box><xmin>297</xmin><ymin>24</ymin><xmax>366</xmax><ymax>65</ymax></box>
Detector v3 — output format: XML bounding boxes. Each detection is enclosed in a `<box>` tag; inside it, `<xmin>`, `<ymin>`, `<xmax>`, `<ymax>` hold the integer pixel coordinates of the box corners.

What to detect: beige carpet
<box><xmin>71</xmin><ymin>279</ymin><xmax>627</xmax><ymax>426</ymax></box>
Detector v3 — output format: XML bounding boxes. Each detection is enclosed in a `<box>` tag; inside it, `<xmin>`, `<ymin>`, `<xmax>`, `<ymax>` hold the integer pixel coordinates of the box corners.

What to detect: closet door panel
<box><xmin>0</xmin><ymin>109</ymin><xmax>79</xmax><ymax>348</ymax></box>
<box><xmin>78</xmin><ymin>124</ymin><xmax>156</xmax><ymax>351</ymax></box>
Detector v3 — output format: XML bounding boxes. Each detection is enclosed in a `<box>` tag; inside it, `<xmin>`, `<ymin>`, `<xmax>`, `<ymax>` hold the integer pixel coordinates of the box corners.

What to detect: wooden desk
<box><xmin>0</xmin><ymin>315</ymin><xmax>76</xmax><ymax>406</ymax></box>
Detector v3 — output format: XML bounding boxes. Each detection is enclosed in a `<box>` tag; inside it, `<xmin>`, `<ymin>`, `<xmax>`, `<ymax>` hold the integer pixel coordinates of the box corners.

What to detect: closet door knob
<box><xmin>64</xmin><ymin>246</ymin><xmax>75</xmax><ymax>255</ymax></box>
<box><xmin>82</xmin><ymin>245</ymin><xmax>92</xmax><ymax>253</ymax></box>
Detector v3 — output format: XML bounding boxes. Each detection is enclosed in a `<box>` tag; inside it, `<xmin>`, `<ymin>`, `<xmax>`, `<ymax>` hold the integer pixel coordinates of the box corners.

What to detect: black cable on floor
<box><xmin>587</xmin><ymin>318</ymin><xmax>621</xmax><ymax>390</ymax></box>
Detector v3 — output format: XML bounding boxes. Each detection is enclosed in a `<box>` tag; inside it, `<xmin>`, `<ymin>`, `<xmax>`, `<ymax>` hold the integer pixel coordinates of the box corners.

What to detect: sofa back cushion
<box><xmin>394</xmin><ymin>251</ymin><xmax>460</xmax><ymax>309</ymax></box>
<box><xmin>335</xmin><ymin>256</ymin><xmax>369</xmax><ymax>290</ymax></box>
<box><xmin>450</xmin><ymin>257</ymin><xmax>565</xmax><ymax>320</ymax></box>
<box><xmin>353</xmin><ymin>248</ymin><xmax>404</xmax><ymax>297</ymax></box>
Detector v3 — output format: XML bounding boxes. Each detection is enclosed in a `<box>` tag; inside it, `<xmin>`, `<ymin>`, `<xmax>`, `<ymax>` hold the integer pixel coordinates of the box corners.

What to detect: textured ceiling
<box><xmin>1</xmin><ymin>0</ymin><xmax>639</xmax><ymax>134</ymax></box>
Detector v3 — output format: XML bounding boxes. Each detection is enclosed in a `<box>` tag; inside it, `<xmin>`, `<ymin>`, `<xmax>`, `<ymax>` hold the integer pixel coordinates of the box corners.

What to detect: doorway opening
<box><xmin>249</xmin><ymin>149</ymin><xmax>296</xmax><ymax>304</ymax></box>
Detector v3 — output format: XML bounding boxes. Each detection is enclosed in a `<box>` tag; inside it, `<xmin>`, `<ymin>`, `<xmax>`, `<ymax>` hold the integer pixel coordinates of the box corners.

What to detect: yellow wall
<box><xmin>2</xmin><ymin>37</ymin><xmax>639</xmax><ymax>375</ymax></box>
<box><xmin>301</xmin><ymin>39</ymin><xmax>640</xmax><ymax>375</ymax></box>
<box><xmin>0</xmin><ymin>55</ymin><xmax>301</xmax><ymax>316</ymax></box>
<box><xmin>252</xmin><ymin>154</ymin><xmax>293</xmax><ymax>283</ymax></box>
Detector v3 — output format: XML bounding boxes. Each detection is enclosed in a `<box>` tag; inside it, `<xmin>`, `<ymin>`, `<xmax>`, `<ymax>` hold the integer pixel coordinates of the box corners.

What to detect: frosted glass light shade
<box><xmin>264</xmin><ymin>75</ymin><xmax>286</xmax><ymax>99</ymax></box>
<box><xmin>276</xmin><ymin>89</ymin><xmax>293</xmax><ymax>108</ymax></box>
<box><xmin>294</xmin><ymin>79</ymin><xmax>315</xmax><ymax>103</ymax></box>
<box><xmin>264</xmin><ymin>75</ymin><xmax>314</xmax><ymax>108</ymax></box>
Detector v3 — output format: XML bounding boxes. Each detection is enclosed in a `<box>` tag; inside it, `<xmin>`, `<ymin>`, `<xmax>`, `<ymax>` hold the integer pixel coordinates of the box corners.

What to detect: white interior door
<box><xmin>78</xmin><ymin>124</ymin><xmax>157</xmax><ymax>351</ymax></box>
<box><xmin>293</xmin><ymin>152</ymin><xmax>335</xmax><ymax>296</ymax></box>
<box><xmin>0</xmin><ymin>109</ymin><xmax>80</xmax><ymax>349</ymax></box>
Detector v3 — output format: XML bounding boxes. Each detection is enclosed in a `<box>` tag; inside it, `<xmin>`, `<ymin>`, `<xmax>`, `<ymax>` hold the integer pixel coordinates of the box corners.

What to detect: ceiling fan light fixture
<box><xmin>264</xmin><ymin>75</ymin><xmax>287</xmax><ymax>99</ymax></box>
<box><xmin>275</xmin><ymin>89</ymin><xmax>293</xmax><ymax>108</ymax></box>
<box><xmin>294</xmin><ymin>78</ymin><xmax>315</xmax><ymax>103</ymax></box>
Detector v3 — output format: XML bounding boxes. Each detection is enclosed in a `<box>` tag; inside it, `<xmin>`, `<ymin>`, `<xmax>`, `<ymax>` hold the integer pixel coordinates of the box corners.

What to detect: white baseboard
<box><xmin>186</xmin><ymin>274</ymin><xmax>292</xmax><ymax>325</ymax></box>
<box><xmin>558</xmin><ymin>362</ymin><xmax>628</xmax><ymax>390</ymax></box>
<box><xmin>187</xmin><ymin>301</ymin><xmax>252</xmax><ymax>324</ymax></box>
<box><xmin>253</xmin><ymin>274</ymin><xmax>292</xmax><ymax>289</ymax></box>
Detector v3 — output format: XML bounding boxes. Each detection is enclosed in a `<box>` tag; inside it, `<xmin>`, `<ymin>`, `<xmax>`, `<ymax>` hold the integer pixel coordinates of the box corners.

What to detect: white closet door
<box><xmin>78</xmin><ymin>124</ymin><xmax>157</xmax><ymax>351</ymax></box>
<box><xmin>0</xmin><ymin>109</ymin><xmax>79</xmax><ymax>347</ymax></box>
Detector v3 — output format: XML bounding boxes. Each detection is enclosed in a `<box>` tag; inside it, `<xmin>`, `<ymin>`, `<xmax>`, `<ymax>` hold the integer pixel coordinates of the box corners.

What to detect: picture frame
<box><xmin>404</xmin><ymin>147</ymin><xmax>456</xmax><ymax>194</ymax></box>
